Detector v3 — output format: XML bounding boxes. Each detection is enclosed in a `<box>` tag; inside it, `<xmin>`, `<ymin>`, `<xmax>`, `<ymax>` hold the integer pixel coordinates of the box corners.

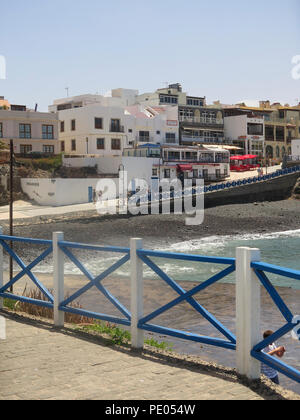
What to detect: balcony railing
<box><xmin>162</xmin><ymin>157</ymin><xmax>230</xmax><ymax>164</ymax></box>
<box><xmin>265</xmin><ymin>117</ymin><xmax>299</xmax><ymax>125</ymax></box>
<box><xmin>109</xmin><ymin>125</ymin><xmax>125</xmax><ymax>133</ymax></box>
<box><xmin>179</xmin><ymin>116</ymin><xmax>224</xmax><ymax>125</ymax></box>
<box><xmin>286</xmin><ymin>155</ymin><xmax>300</xmax><ymax>162</ymax></box>
<box><xmin>181</xmin><ymin>136</ymin><xmax>227</xmax><ymax>144</ymax></box>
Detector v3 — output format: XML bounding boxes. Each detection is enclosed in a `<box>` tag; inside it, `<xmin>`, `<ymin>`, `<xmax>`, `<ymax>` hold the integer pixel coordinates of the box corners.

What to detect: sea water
<box><xmin>49</xmin><ymin>229</ymin><xmax>300</xmax><ymax>290</ymax></box>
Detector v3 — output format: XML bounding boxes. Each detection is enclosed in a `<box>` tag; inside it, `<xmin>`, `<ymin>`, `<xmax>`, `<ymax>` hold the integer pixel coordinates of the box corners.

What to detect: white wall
<box><xmin>21</xmin><ymin>178</ymin><xmax>119</xmax><ymax>206</ymax></box>
<box><xmin>122</xmin><ymin>156</ymin><xmax>161</xmax><ymax>186</ymax></box>
<box><xmin>292</xmin><ymin>139</ymin><xmax>300</xmax><ymax>158</ymax></box>
<box><xmin>58</xmin><ymin>104</ymin><xmax>133</xmax><ymax>155</ymax></box>
<box><xmin>63</xmin><ymin>155</ymin><xmax>122</xmax><ymax>174</ymax></box>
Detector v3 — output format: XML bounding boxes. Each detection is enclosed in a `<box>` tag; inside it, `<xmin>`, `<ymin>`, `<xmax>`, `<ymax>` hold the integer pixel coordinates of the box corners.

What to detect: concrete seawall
<box><xmin>203</xmin><ymin>172</ymin><xmax>300</xmax><ymax>209</ymax></box>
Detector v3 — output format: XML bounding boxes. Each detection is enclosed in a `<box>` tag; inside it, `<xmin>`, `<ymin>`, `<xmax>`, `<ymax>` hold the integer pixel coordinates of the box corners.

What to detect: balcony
<box><xmin>179</xmin><ymin>116</ymin><xmax>224</xmax><ymax>127</ymax></box>
<box><xmin>264</xmin><ymin>116</ymin><xmax>299</xmax><ymax>125</ymax></box>
<box><xmin>162</xmin><ymin>156</ymin><xmax>229</xmax><ymax>164</ymax></box>
<box><xmin>109</xmin><ymin>125</ymin><xmax>125</xmax><ymax>133</ymax></box>
<box><xmin>181</xmin><ymin>135</ymin><xmax>227</xmax><ymax>144</ymax></box>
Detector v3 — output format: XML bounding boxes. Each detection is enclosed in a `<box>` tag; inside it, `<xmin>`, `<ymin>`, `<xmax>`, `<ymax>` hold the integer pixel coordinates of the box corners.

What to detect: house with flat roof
<box><xmin>0</xmin><ymin>97</ymin><xmax>59</xmax><ymax>155</ymax></box>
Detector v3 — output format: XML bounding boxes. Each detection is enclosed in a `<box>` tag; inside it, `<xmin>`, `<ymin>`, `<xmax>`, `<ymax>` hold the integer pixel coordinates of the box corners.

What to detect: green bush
<box><xmin>17</xmin><ymin>154</ymin><xmax>62</xmax><ymax>172</ymax></box>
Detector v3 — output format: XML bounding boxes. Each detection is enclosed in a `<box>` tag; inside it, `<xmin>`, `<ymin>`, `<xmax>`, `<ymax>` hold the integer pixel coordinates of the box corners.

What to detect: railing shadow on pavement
<box><xmin>0</xmin><ymin>230</ymin><xmax>299</xmax><ymax>388</ymax></box>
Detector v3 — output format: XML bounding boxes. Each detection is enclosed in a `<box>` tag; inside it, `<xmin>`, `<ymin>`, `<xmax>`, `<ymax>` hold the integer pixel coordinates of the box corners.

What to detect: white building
<box><xmin>291</xmin><ymin>139</ymin><xmax>300</xmax><ymax>159</ymax></box>
<box><xmin>50</xmin><ymin>89</ymin><xmax>179</xmax><ymax>174</ymax></box>
<box><xmin>122</xmin><ymin>144</ymin><xmax>230</xmax><ymax>187</ymax></box>
<box><xmin>224</xmin><ymin>113</ymin><xmax>265</xmax><ymax>157</ymax></box>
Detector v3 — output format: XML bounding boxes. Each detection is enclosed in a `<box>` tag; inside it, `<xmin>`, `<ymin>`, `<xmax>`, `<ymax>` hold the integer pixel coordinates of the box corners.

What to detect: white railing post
<box><xmin>236</xmin><ymin>247</ymin><xmax>261</xmax><ymax>379</ymax></box>
<box><xmin>0</xmin><ymin>227</ymin><xmax>3</xmax><ymax>310</ymax></box>
<box><xmin>130</xmin><ymin>238</ymin><xmax>144</xmax><ymax>349</ymax></box>
<box><xmin>53</xmin><ymin>232</ymin><xmax>64</xmax><ymax>327</ymax></box>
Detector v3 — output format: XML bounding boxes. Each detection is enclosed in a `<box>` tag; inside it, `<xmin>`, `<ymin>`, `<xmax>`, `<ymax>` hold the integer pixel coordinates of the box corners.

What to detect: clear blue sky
<box><xmin>1</xmin><ymin>0</ymin><xmax>299</xmax><ymax>111</ymax></box>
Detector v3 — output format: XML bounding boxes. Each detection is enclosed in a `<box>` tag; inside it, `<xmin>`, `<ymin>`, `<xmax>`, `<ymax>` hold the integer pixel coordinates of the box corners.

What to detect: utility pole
<box><xmin>9</xmin><ymin>139</ymin><xmax>13</xmax><ymax>291</ymax></box>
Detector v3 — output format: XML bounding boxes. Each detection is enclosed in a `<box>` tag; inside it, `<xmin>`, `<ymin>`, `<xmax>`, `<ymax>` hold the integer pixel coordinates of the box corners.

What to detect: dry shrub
<box><xmin>13</xmin><ymin>285</ymin><xmax>92</xmax><ymax>325</ymax></box>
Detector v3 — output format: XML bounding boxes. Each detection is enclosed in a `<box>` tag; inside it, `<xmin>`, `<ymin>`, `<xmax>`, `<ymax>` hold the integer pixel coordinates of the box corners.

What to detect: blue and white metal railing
<box><xmin>136</xmin><ymin>249</ymin><xmax>236</xmax><ymax>350</ymax></box>
<box><xmin>250</xmin><ymin>261</ymin><xmax>300</xmax><ymax>383</ymax></box>
<box><xmin>0</xmin><ymin>228</ymin><xmax>53</xmax><ymax>308</ymax></box>
<box><xmin>0</xmin><ymin>230</ymin><xmax>299</xmax><ymax>385</ymax></box>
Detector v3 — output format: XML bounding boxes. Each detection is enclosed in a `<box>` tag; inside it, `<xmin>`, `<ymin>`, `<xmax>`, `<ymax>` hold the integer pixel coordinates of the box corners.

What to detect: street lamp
<box><xmin>9</xmin><ymin>139</ymin><xmax>14</xmax><ymax>291</ymax></box>
<box><xmin>119</xmin><ymin>164</ymin><xmax>125</xmax><ymax>210</ymax></box>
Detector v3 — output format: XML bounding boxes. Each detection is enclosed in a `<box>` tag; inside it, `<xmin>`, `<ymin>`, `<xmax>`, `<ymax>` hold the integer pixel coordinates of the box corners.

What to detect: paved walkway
<box><xmin>0</xmin><ymin>166</ymin><xmax>282</xmax><ymax>222</ymax></box>
<box><xmin>0</xmin><ymin>312</ymin><xmax>285</xmax><ymax>401</ymax></box>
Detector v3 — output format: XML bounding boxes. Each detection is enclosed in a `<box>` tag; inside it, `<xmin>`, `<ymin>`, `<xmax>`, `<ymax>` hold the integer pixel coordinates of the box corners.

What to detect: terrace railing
<box><xmin>0</xmin><ymin>230</ymin><xmax>299</xmax><ymax>384</ymax></box>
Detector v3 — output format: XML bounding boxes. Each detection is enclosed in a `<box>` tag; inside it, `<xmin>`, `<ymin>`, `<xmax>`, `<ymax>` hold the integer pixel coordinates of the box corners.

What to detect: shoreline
<box><xmin>0</xmin><ymin>199</ymin><xmax>300</xmax><ymax>248</ymax></box>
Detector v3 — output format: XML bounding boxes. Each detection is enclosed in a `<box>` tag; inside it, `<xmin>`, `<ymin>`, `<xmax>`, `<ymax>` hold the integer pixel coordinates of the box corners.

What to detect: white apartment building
<box><xmin>122</xmin><ymin>144</ymin><xmax>230</xmax><ymax>187</ymax></box>
<box><xmin>224</xmin><ymin>113</ymin><xmax>265</xmax><ymax>157</ymax></box>
<box><xmin>0</xmin><ymin>102</ymin><xmax>59</xmax><ymax>154</ymax></box>
<box><xmin>50</xmin><ymin>90</ymin><xmax>179</xmax><ymax>158</ymax></box>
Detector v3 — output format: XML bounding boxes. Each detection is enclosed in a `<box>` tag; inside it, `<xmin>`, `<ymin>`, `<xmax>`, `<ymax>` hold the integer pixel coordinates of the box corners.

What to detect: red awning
<box><xmin>230</xmin><ymin>155</ymin><xmax>257</xmax><ymax>161</ymax></box>
<box><xmin>230</xmin><ymin>155</ymin><xmax>245</xmax><ymax>161</ymax></box>
<box><xmin>243</xmin><ymin>154</ymin><xmax>258</xmax><ymax>159</ymax></box>
<box><xmin>177</xmin><ymin>164</ymin><xmax>193</xmax><ymax>172</ymax></box>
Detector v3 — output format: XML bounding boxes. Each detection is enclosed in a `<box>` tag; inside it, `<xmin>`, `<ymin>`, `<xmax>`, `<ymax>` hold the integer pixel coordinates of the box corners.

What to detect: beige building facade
<box><xmin>0</xmin><ymin>102</ymin><xmax>59</xmax><ymax>155</ymax></box>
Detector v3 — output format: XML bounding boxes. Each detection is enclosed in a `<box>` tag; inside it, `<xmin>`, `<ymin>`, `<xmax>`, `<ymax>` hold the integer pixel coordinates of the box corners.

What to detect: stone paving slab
<box><xmin>0</xmin><ymin>312</ymin><xmax>295</xmax><ymax>400</ymax></box>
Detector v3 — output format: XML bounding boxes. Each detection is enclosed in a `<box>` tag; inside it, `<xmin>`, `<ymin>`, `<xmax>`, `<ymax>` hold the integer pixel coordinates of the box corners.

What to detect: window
<box><xmin>110</xmin><ymin>119</ymin><xmax>121</xmax><ymax>132</ymax></box>
<box><xmin>179</xmin><ymin>109</ymin><xmax>194</xmax><ymax>119</ymax></box>
<box><xmin>128</xmin><ymin>129</ymin><xmax>133</xmax><ymax>133</ymax></box>
<box><xmin>71</xmin><ymin>139</ymin><xmax>76</xmax><ymax>151</ymax></box>
<box><xmin>247</xmin><ymin>123</ymin><xmax>263</xmax><ymax>136</ymax></box>
<box><xmin>276</xmin><ymin>146</ymin><xmax>280</xmax><ymax>158</ymax></box>
<box><xmin>61</xmin><ymin>141</ymin><xmax>65</xmax><ymax>152</ymax></box>
<box><xmin>139</xmin><ymin>131</ymin><xmax>150</xmax><ymax>142</ymax></box>
<box><xmin>187</xmin><ymin>98</ymin><xmax>204</xmax><ymax>107</ymax></box>
<box><xmin>111</xmin><ymin>138</ymin><xmax>121</xmax><ymax>150</ymax></box>
<box><xmin>20</xmin><ymin>145</ymin><xmax>32</xmax><ymax>154</ymax></box>
<box><xmin>42</xmin><ymin>125</ymin><xmax>54</xmax><ymax>139</ymax></box>
<box><xmin>164</xmin><ymin>169</ymin><xmax>171</xmax><ymax>178</ymax></box>
<box><xmin>159</xmin><ymin>95</ymin><xmax>178</xmax><ymax>104</ymax></box>
<box><xmin>156</xmin><ymin>131</ymin><xmax>160</xmax><ymax>135</ymax></box>
<box><xmin>166</xmin><ymin>133</ymin><xmax>176</xmax><ymax>143</ymax></box>
<box><xmin>60</xmin><ymin>121</ymin><xmax>65</xmax><ymax>133</ymax></box>
<box><xmin>19</xmin><ymin>124</ymin><xmax>31</xmax><ymax>139</ymax></box>
<box><xmin>193</xmin><ymin>169</ymin><xmax>198</xmax><ymax>178</ymax></box>
<box><xmin>0</xmin><ymin>123</ymin><xmax>2</xmax><ymax>138</ymax></box>
<box><xmin>95</xmin><ymin>118</ymin><xmax>103</xmax><ymax>129</ymax></box>
<box><xmin>152</xmin><ymin>168</ymin><xmax>158</xmax><ymax>177</ymax></box>
<box><xmin>71</xmin><ymin>119</ymin><xmax>76</xmax><ymax>131</ymax></box>
<box><xmin>276</xmin><ymin>126</ymin><xmax>285</xmax><ymax>141</ymax></box>
<box><xmin>43</xmin><ymin>145</ymin><xmax>54</xmax><ymax>154</ymax></box>
<box><xmin>168</xmin><ymin>151</ymin><xmax>180</xmax><ymax>160</ymax></box>
<box><xmin>265</xmin><ymin>126</ymin><xmax>274</xmax><ymax>141</ymax></box>
<box><xmin>97</xmin><ymin>138</ymin><xmax>105</xmax><ymax>150</ymax></box>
